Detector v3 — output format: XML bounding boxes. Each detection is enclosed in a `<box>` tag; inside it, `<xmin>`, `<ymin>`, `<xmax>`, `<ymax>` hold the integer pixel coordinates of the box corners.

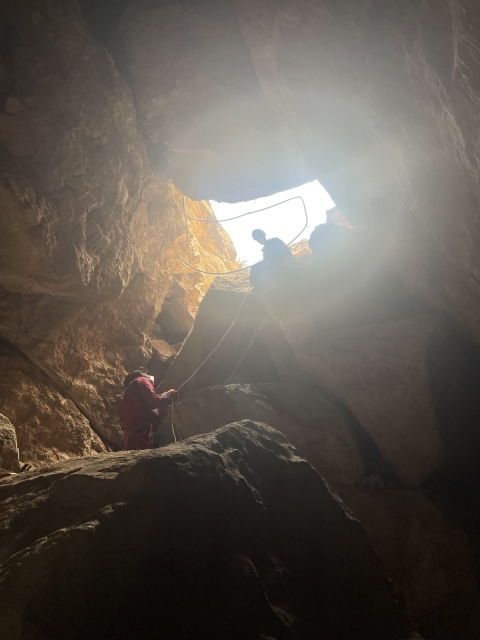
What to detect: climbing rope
<box><xmin>177</xmin><ymin>196</ymin><xmax>309</xmax><ymax>275</ymax></box>
<box><xmin>178</xmin><ymin>289</ymin><xmax>251</xmax><ymax>392</ymax></box>
<box><xmin>165</xmin><ymin>288</ymin><xmax>262</xmax><ymax>443</ymax></box>
<box><xmin>171</xmin><ymin>400</ymin><xmax>177</xmax><ymax>443</ymax></box>
<box><xmin>167</xmin><ymin>196</ymin><xmax>309</xmax><ymax>438</ymax></box>
<box><xmin>226</xmin><ymin>312</ymin><xmax>270</xmax><ymax>384</ymax></box>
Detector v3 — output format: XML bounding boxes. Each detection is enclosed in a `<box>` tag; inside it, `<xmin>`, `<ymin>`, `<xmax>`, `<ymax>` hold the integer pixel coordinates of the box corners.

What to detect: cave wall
<box><xmin>0</xmin><ymin>0</ymin><xmax>237</xmax><ymax>464</ymax></box>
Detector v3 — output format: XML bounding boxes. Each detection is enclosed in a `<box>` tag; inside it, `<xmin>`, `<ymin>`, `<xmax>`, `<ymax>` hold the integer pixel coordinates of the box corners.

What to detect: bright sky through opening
<box><xmin>210</xmin><ymin>180</ymin><xmax>335</xmax><ymax>265</ymax></box>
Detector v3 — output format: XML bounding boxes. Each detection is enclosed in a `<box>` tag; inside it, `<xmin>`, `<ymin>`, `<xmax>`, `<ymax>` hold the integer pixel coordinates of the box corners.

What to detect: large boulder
<box><xmin>173</xmin><ymin>383</ymin><xmax>365</xmax><ymax>488</ymax></box>
<box><xmin>0</xmin><ymin>414</ymin><xmax>19</xmax><ymax>473</ymax></box>
<box><xmin>0</xmin><ymin>422</ymin><xmax>415</xmax><ymax>640</ymax></box>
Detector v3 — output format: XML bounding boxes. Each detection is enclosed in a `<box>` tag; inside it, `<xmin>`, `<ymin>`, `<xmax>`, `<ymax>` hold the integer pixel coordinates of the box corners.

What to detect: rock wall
<box><xmin>2</xmin><ymin>1</ymin><xmax>480</xmax><ymax>638</ymax></box>
<box><xmin>0</xmin><ymin>0</ymin><xmax>237</xmax><ymax>465</ymax></box>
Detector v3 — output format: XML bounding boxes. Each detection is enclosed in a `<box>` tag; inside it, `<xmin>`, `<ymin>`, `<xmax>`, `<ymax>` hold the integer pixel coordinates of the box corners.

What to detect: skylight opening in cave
<box><xmin>210</xmin><ymin>180</ymin><xmax>335</xmax><ymax>265</ymax></box>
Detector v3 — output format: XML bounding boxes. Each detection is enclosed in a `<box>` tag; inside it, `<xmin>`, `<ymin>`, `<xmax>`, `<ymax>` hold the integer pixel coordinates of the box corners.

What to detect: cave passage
<box><xmin>210</xmin><ymin>180</ymin><xmax>334</xmax><ymax>265</ymax></box>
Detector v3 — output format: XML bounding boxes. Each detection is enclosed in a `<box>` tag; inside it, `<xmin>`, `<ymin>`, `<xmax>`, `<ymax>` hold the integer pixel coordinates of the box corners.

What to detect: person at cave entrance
<box><xmin>251</xmin><ymin>229</ymin><xmax>294</xmax><ymax>264</ymax></box>
<box><xmin>250</xmin><ymin>229</ymin><xmax>295</xmax><ymax>289</ymax></box>
<box><xmin>120</xmin><ymin>371</ymin><xmax>179</xmax><ymax>451</ymax></box>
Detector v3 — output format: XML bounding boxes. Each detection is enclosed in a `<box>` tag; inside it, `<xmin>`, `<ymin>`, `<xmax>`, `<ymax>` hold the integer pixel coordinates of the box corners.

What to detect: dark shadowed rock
<box><xmin>0</xmin><ymin>422</ymin><xmax>415</xmax><ymax>640</ymax></box>
<box><xmin>339</xmin><ymin>487</ymin><xmax>480</xmax><ymax>640</ymax></box>
<box><xmin>173</xmin><ymin>383</ymin><xmax>365</xmax><ymax>488</ymax></box>
<box><xmin>148</xmin><ymin>339</ymin><xmax>177</xmax><ymax>386</ymax></box>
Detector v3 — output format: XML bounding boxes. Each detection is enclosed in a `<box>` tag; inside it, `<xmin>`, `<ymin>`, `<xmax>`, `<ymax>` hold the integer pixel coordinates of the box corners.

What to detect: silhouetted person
<box><xmin>250</xmin><ymin>229</ymin><xmax>295</xmax><ymax>290</ymax></box>
<box><xmin>251</xmin><ymin>229</ymin><xmax>294</xmax><ymax>264</ymax></box>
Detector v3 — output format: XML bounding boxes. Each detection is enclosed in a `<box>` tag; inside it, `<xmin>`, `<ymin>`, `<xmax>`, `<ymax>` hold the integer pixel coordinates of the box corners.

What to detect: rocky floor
<box><xmin>0</xmin><ymin>421</ymin><xmax>417</xmax><ymax>640</ymax></box>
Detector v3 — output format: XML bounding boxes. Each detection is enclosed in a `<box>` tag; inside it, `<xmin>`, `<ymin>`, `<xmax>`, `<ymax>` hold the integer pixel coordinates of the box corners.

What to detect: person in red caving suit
<box><xmin>120</xmin><ymin>370</ymin><xmax>179</xmax><ymax>451</ymax></box>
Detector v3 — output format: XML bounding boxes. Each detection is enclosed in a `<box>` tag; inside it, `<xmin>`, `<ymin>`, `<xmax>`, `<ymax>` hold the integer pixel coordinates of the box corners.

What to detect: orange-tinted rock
<box><xmin>0</xmin><ymin>414</ymin><xmax>19</xmax><ymax>473</ymax></box>
<box><xmin>0</xmin><ymin>0</ymin><xmax>237</xmax><ymax>454</ymax></box>
<box><xmin>0</xmin><ymin>346</ymin><xmax>105</xmax><ymax>466</ymax></box>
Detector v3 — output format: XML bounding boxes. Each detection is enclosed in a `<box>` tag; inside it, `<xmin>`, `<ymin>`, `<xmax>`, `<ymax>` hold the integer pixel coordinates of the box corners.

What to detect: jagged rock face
<box><xmin>173</xmin><ymin>383</ymin><xmax>365</xmax><ymax>488</ymax></box>
<box><xmin>0</xmin><ymin>414</ymin><xmax>19</xmax><ymax>472</ymax></box>
<box><xmin>0</xmin><ymin>344</ymin><xmax>105</xmax><ymax>466</ymax></box>
<box><xmin>0</xmin><ymin>0</ymin><xmax>148</xmax><ymax>301</ymax></box>
<box><xmin>0</xmin><ymin>0</ymin><xmax>237</xmax><ymax>461</ymax></box>
<box><xmin>0</xmin><ymin>422</ymin><xmax>415</xmax><ymax>640</ymax></box>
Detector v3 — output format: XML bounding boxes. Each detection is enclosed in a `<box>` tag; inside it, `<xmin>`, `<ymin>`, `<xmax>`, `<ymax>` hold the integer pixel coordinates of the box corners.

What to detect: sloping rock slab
<box><xmin>173</xmin><ymin>383</ymin><xmax>365</xmax><ymax>488</ymax></box>
<box><xmin>0</xmin><ymin>421</ymin><xmax>414</xmax><ymax>640</ymax></box>
<box><xmin>162</xmin><ymin>275</ymin><xmax>277</xmax><ymax>393</ymax></box>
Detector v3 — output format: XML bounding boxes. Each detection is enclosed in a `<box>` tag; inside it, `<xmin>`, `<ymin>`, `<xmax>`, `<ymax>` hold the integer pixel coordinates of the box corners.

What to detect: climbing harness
<box><xmin>178</xmin><ymin>196</ymin><xmax>309</xmax><ymax>275</ymax></box>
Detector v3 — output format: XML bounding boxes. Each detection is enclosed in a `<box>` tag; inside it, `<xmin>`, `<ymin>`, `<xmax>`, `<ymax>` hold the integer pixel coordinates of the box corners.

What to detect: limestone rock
<box><xmin>173</xmin><ymin>383</ymin><xmax>365</xmax><ymax>488</ymax></box>
<box><xmin>0</xmin><ymin>421</ymin><xmax>414</xmax><ymax>639</ymax></box>
<box><xmin>149</xmin><ymin>339</ymin><xmax>177</xmax><ymax>386</ymax></box>
<box><xmin>0</xmin><ymin>414</ymin><xmax>19</xmax><ymax>473</ymax></box>
<box><xmin>0</xmin><ymin>0</ymin><xmax>237</xmax><ymax>453</ymax></box>
<box><xmin>339</xmin><ymin>488</ymin><xmax>480</xmax><ymax>640</ymax></box>
<box><xmin>0</xmin><ymin>345</ymin><xmax>105</xmax><ymax>465</ymax></box>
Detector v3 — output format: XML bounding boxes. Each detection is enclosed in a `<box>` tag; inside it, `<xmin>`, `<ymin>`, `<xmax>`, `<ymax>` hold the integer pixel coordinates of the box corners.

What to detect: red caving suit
<box><xmin>120</xmin><ymin>376</ymin><xmax>171</xmax><ymax>451</ymax></box>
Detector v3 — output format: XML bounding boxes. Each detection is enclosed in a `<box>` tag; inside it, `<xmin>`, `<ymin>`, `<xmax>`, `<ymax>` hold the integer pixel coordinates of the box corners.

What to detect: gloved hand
<box><xmin>168</xmin><ymin>389</ymin><xmax>179</xmax><ymax>401</ymax></box>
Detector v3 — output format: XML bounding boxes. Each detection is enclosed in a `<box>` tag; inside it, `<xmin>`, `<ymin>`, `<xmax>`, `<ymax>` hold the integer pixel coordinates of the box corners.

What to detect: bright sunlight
<box><xmin>210</xmin><ymin>181</ymin><xmax>335</xmax><ymax>265</ymax></box>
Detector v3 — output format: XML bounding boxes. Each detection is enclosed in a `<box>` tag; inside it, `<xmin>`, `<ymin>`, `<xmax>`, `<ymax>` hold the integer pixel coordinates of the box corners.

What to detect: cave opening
<box><xmin>210</xmin><ymin>180</ymin><xmax>335</xmax><ymax>266</ymax></box>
